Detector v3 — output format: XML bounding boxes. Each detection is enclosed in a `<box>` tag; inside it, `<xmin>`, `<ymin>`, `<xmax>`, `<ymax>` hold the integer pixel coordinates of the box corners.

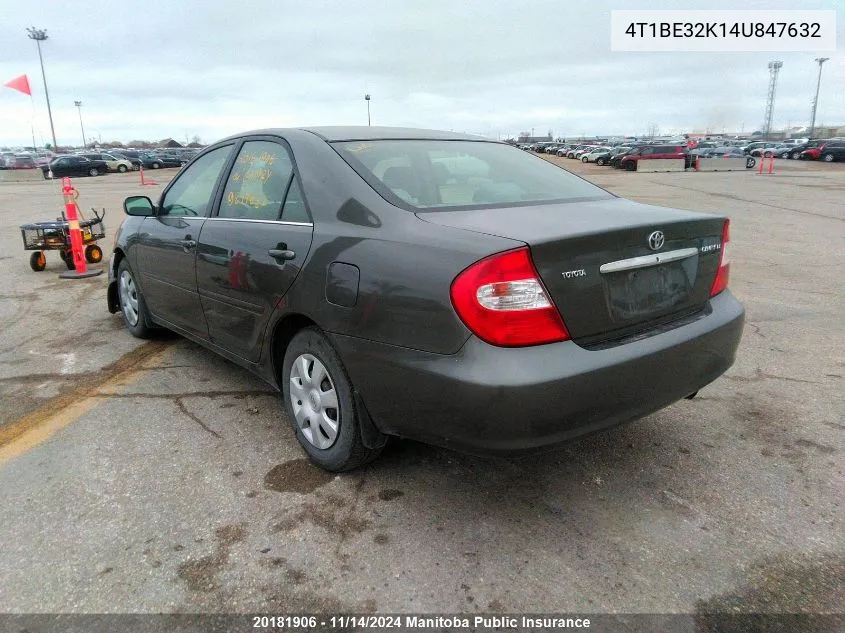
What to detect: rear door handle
<box><xmin>268</xmin><ymin>249</ymin><xmax>296</xmax><ymax>262</ymax></box>
<box><xmin>180</xmin><ymin>239</ymin><xmax>197</xmax><ymax>252</ymax></box>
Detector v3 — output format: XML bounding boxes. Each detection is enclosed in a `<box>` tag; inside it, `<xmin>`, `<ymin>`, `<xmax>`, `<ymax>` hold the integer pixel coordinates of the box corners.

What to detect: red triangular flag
<box><xmin>4</xmin><ymin>74</ymin><xmax>32</xmax><ymax>96</ymax></box>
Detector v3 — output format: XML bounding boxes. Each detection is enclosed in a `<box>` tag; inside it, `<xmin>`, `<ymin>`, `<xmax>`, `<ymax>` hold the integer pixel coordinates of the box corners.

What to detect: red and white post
<box><xmin>58</xmin><ymin>176</ymin><xmax>103</xmax><ymax>279</ymax></box>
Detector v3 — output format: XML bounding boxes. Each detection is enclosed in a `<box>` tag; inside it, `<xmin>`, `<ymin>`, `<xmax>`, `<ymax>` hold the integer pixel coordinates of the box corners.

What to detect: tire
<box><xmin>64</xmin><ymin>251</ymin><xmax>75</xmax><ymax>270</ymax></box>
<box><xmin>596</xmin><ymin>157</ymin><xmax>605</xmax><ymax>166</ymax></box>
<box><xmin>42</xmin><ymin>170</ymin><xmax>49</xmax><ymax>180</ymax></box>
<box><xmin>29</xmin><ymin>252</ymin><xmax>46</xmax><ymax>272</ymax></box>
<box><xmin>85</xmin><ymin>244</ymin><xmax>103</xmax><ymax>264</ymax></box>
<box><xmin>117</xmin><ymin>164</ymin><xmax>128</xmax><ymax>173</ymax></box>
<box><xmin>151</xmin><ymin>162</ymin><xmax>160</xmax><ymax>169</ymax></box>
<box><xmin>822</xmin><ymin>153</ymin><xmax>835</xmax><ymax>163</ymax></box>
<box><xmin>117</xmin><ymin>259</ymin><xmax>152</xmax><ymax>338</ymax></box>
<box><xmin>282</xmin><ymin>327</ymin><xmax>383</xmax><ymax>471</ymax></box>
<box><xmin>88</xmin><ymin>167</ymin><xmax>99</xmax><ymax>177</ymax></box>
<box><xmin>625</xmin><ymin>160</ymin><xmax>637</xmax><ymax>171</ymax></box>
<box><xmin>581</xmin><ymin>156</ymin><xmax>589</xmax><ymax>163</ymax></box>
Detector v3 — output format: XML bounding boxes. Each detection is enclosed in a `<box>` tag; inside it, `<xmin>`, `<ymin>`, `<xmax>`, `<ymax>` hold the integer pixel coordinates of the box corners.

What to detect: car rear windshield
<box><xmin>334</xmin><ymin>140</ymin><xmax>610</xmax><ymax>210</ymax></box>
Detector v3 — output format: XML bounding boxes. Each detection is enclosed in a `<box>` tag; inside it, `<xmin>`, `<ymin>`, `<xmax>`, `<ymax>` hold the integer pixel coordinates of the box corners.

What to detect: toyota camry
<box><xmin>107</xmin><ymin>127</ymin><xmax>744</xmax><ymax>471</ymax></box>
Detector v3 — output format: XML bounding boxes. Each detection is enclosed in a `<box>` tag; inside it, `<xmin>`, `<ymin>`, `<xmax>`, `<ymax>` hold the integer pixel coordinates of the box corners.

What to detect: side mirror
<box><xmin>124</xmin><ymin>195</ymin><xmax>155</xmax><ymax>216</ymax></box>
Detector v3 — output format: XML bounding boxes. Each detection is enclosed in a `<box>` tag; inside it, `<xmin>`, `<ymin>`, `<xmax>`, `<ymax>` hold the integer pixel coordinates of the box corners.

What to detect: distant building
<box><xmin>158</xmin><ymin>138</ymin><xmax>183</xmax><ymax>148</ymax></box>
<box><xmin>517</xmin><ymin>134</ymin><xmax>553</xmax><ymax>143</ymax></box>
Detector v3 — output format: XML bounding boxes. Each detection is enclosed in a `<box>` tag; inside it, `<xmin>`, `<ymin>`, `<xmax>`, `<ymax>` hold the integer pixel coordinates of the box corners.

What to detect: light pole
<box><xmin>26</xmin><ymin>27</ymin><xmax>58</xmax><ymax>151</ymax></box>
<box><xmin>364</xmin><ymin>94</ymin><xmax>371</xmax><ymax>126</ymax></box>
<box><xmin>74</xmin><ymin>100</ymin><xmax>86</xmax><ymax>148</ymax></box>
<box><xmin>808</xmin><ymin>57</ymin><xmax>829</xmax><ymax>140</ymax></box>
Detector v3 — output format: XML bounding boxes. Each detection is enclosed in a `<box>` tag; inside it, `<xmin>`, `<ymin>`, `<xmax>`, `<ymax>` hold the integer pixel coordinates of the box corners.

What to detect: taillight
<box><xmin>450</xmin><ymin>247</ymin><xmax>570</xmax><ymax>347</ymax></box>
<box><xmin>710</xmin><ymin>219</ymin><xmax>730</xmax><ymax>296</ymax></box>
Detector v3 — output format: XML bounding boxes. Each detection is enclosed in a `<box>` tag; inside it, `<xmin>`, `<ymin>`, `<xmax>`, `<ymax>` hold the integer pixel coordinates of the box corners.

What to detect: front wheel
<box><xmin>117</xmin><ymin>259</ymin><xmax>152</xmax><ymax>338</ymax></box>
<box><xmin>625</xmin><ymin>160</ymin><xmax>637</xmax><ymax>171</ymax></box>
<box><xmin>29</xmin><ymin>251</ymin><xmax>46</xmax><ymax>272</ymax></box>
<box><xmin>117</xmin><ymin>164</ymin><xmax>128</xmax><ymax>173</ymax></box>
<box><xmin>85</xmin><ymin>244</ymin><xmax>103</xmax><ymax>264</ymax></box>
<box><xmin>596</xmin><ymin>157</ymin><xmax>606</xmax><ymax>166</ymax></box>
<box><xmin>151</xmin><ymin>162</ymin><xmax>160</xmax><ymax>169</ymax></box>
<box><xmin>282</xmin><ymin>327</ymin><xmax>383</xmax><ymax>471</ymax></box>
<box><xmin>581</xmin><ymin>156</ymin><xmax>589</xmax><ymax>163</ymax></box>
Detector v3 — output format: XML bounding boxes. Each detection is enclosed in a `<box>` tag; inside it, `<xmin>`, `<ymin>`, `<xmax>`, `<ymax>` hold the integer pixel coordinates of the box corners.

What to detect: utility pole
<box><xmin>74</xmin><ymin>100</ymin><xmax>86</xmax><ymax>148</ymax></box>
<box><xmin>364</xmin><ymin>94</ymin><xmax>371</xmax><ymax>126</ymax></box>
<box><xmin>27</xmin><ymin>27</ymin><xmax>58</xmax><ymax>151</ymax></box>
<box><xmin>763</xmin><ymin>61</ymin><xmax>783</xmax><ymax>140</ymax></box>
<box><xmin>808</xmin><ymin>57</ymin><xmax>829</xmax><ymax>139</ymax></box>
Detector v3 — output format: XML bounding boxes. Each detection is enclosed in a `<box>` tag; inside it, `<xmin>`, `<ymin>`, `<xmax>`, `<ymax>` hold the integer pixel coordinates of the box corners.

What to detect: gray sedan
<box><xmin>107</xmin><ymin>127</ymin><xmax>744</xmax><ymax>471</ymax></box>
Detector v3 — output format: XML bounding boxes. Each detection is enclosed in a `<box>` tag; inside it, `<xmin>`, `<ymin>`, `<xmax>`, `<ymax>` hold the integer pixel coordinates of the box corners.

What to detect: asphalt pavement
<box><xmin>0</xmin><ymin>163</ymin><xmax>842</xmax><ymax>619</ymax></box>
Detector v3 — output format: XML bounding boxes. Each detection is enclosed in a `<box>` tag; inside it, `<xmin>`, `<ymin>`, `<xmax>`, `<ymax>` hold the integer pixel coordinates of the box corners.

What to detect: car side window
<box><xmin>281</xmin><ymin>178</ymin><xmax>311</xmax><ymax>223</ymax></box>
<box><xmin>219</xmin><ymin>141</ymin><xmax>294</xmax><ymax>221</ymax></box>
<box><xmin>640</xmin><ymin>148</ymin><xmax>654</xmax><ymax>156</ymax></box>
<box><xmin>160</xmin><ymin>146</ymin><xmax>232</xmax><ymax>217</ymax></box>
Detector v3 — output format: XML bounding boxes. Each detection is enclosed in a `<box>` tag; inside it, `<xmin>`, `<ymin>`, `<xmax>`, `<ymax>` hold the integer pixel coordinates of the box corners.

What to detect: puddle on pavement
<box><xmin>263</xmin><ymin>459</ymin><xmax>333</xmax><ymax>494</ymax></box>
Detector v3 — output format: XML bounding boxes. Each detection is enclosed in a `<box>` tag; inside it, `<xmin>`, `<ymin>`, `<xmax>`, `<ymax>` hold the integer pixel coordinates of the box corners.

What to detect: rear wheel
<box><xmin>117</xmin><ymin>164</ymin><xmax>128</xmax><ymax>173</ymax></box>
<box><xmin>282</xmin><ymin>327</ymin><xmax>383</xmax><ymax>471</ymax></box>
<box><xmin>151</xmin><ymin>162</ymin><xmax>160</xmax><ymax>169</ymax></box>
<box><xmin>29</xmin><ymin>252</ymin><xmax>46</xmax><ymax>272</ymax></box>
<box><xmin>88</xmin><ymin>167</ymin><xmax>99</xmax><ymax>177</ymax></box>
<box><xmin>625</xmin><ymin>160</ymin><xmax>637</xmax><ymax>171</ymax></box>
<box><xmin>822</xmin><ymin>153</ymin><xmax>835</xmax><ymax>163</ymax></box>
<box><xmin>596</xmin><ymin>157</ymin><xmax>606</xmax><ymax>166</ymax></box>
<box><xmin>85</xmin><ymin>244</ymin><xmax>103</xmax><ymax>264</ymax></box>
<box><xmin>64</xmin><ymin>251</ymin><xmax>75</xmax><ymax>270</ymax></box>
<box><xmin>117</xmin><ymin>259</ymin><xmax>152</xmax><ymax>338</ymax></box>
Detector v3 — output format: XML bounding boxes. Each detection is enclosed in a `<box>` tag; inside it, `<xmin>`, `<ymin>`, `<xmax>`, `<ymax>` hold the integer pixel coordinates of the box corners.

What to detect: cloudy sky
<box><xmin>1</xmin><ymin>0</ymin><xmax>842</xmax><ymax>147</ymax></box>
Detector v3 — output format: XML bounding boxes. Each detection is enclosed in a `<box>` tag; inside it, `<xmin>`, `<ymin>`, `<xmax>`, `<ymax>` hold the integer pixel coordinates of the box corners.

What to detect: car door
<box><xmin>195</xmin><ymin>137</ymin><xmax>314</xmax><ymax>362</ymax></box>
<box><xmin>134</xmin><ymin>145</ymin><xmax>234</xmax><ymax>339</ymax></box>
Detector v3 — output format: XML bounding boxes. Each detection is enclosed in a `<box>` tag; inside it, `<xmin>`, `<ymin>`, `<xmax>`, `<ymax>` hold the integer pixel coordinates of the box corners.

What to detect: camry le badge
<box><xmin>647</xmin><ymin>230</ymin><xmax>665</xmax><ymax>251</ymax></box>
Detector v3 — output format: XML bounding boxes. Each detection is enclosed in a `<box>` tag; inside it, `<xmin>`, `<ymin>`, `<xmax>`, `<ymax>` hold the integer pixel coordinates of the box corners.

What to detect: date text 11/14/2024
<box><xmin>251</xmin><ymin>615</ymin><xmax>592</xmax><ymax>629</ymax></box>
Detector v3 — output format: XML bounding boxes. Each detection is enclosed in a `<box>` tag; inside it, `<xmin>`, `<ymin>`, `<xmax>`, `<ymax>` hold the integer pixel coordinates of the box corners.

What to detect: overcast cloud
<box><xmin>1</xmin><ymin>0</ymin><xmax>842</xmax><ymax>147</ymax></box>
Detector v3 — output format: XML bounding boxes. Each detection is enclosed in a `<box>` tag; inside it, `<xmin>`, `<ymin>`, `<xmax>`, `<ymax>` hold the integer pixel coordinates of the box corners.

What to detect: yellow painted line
<box><xmin>0</xmin><ymin>341</ymin><xmax>172</xmax><ymax>467</ymax></box>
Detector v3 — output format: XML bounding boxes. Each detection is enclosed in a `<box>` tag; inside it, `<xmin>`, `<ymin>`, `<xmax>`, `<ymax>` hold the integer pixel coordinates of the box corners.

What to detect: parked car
<box><xmin>609</xmin><ymin>146</ymin><xmax>642</xmax><ymax>168</ymax></box>
<box><xmin>108</xmin><ymin>150</ymin><xmax>143</xmax><ymax>169</ymax></box>
<box><xmin>581</xmin><ymin>147</ymin><xmax>612</xmax><ymax>163</ymax></box>
<box><xmin>80</xmin><ymin>152</ymin><xmax>135</xmax><ymax>173</ymax></box>
<box><xmin>591</xmin><ymin>148</ymin><xmax>621</xmax><ymax>166</ymax></box>
<box><xmin>138</xmin><ymin>153</ymin><xmax>182</xmax><ymax>169</ymax></box>
<box><xmin>41</xmin><ymin>155</ymin><xmax>108</xmax><ymax>178</ymax></box>
<box><xmin>107</xmin><ymin>127</ymin><xmax>743</xmax><ymax>471</ymax></box>
<box><xmin>10</xmin><ymin>154</ymin><xmax>36</xmax><ymax>169</ymax></box>
<box><xmin>617</xmin><ymin>145</ymin><xmax>691</xmax><ymax>171</ymax></box>
<box><xmin>815</xmin><ymin>142</ymin><xmax>845</xmax><ymax>162</ymax></box>
<box><xmin>749</xmin><ymin>145</ymin><xmax>791</xmax><ymax>158</ymax></box>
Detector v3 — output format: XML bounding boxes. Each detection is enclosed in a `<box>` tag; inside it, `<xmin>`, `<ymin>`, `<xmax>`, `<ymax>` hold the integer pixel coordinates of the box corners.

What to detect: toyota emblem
<box><xmin>647</xmin><ymin>230</ymin><xmax>665</xmax><ymax>251</ymax></box>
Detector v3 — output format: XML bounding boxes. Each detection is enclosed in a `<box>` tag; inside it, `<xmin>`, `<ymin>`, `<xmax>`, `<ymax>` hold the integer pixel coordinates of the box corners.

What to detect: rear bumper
<box><xmin>331</xmin><ymin>291</ymin><xmax>744</xmax><ymax>455</ymax></box>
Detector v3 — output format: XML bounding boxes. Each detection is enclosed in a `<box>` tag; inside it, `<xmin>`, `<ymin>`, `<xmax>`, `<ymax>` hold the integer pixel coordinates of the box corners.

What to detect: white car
<box><xmin>581</xmin><ymin>147</ymin><xmax>613</xmax><ymax>163</ymax></box>
<box><xmin>573</xmin><ymin>146</ymin><xmax>599</xmax><ymax>159</ymax></box>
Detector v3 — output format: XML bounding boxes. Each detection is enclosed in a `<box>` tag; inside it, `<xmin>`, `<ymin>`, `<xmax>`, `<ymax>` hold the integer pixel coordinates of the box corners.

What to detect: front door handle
<box><xmin>180</xmin><ymin>239</ymin><xmax>197</xmax><ymax>252</ymax></box>
<box><xmin>268</xmin><ymin>249</ymin><xmax>296</xmax><ymax>262</ymax></box>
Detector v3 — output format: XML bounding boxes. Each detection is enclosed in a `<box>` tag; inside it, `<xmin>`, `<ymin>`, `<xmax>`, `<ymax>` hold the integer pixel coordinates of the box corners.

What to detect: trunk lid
<box><xmin>417</xmin><ymin>198</ymin><xmax>726</xmax><ymax>344</ymax></box>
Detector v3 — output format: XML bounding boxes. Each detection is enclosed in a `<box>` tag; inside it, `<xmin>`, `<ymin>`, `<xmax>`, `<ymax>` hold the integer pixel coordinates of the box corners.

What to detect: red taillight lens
<box><xmin>450</xmin><ymin>247</ymin><xmax>570</xmax><ymax>347</ymax></box>
<box><xmin>710</xmin><ymin>219</ymin><xmax>731</xmax><ymax>297</ymax></box>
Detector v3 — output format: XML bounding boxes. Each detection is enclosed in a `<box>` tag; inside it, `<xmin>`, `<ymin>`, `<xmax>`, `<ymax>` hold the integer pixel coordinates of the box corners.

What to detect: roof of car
<box><xmin>221</xmin><ymin>126</ymin><xmax>494</xmax><ymax>143</ymax></box>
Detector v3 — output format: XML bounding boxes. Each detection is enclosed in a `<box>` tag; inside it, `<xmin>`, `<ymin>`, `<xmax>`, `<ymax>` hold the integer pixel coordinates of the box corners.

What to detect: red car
<box><xmin>617</xmin><ymin>145</ymin><xmax>690</xmax><ymax>171</ymax></box>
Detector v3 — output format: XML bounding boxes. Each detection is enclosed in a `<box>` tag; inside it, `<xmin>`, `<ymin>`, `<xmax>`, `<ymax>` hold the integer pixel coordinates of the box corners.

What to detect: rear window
<box><xmin>335</xmin><ymin>140</ymin><xmax>609</xmax><ymax>210</ymax></box>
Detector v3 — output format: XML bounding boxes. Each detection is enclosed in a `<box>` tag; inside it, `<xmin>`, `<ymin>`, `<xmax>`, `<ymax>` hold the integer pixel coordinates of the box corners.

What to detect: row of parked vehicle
<box><xmin>523</xmin><ymin>142</ymin><xmax>699</xmax><ymax>171</ymax></box>
<box><xmin>1</xmin><ymin>147</ymin><xmax>201</xmax><ymax>177</ymax></box>
<box><xmin>39</xmin><ymin>148</ymin><xmax>200</xmax><ymax>179</ymax></box>
<box><xmin>521</xmin><ymin>137</ymin><xmax>845</xmax><ymax>166</ymax></box>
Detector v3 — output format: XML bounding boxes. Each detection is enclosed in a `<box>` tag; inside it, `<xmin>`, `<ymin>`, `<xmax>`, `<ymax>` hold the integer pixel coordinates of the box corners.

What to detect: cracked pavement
<box><xmin>0</xmin><ymin>164</ymin><xmax>842</xmax><ymax>619</ymax></box>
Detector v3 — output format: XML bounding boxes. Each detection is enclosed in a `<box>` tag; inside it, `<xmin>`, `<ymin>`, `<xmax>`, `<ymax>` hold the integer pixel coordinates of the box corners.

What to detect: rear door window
<box><xmin>218</xmin><ymin>140</ymin><xmax>295</xmax><ymax>221</ymax></box>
